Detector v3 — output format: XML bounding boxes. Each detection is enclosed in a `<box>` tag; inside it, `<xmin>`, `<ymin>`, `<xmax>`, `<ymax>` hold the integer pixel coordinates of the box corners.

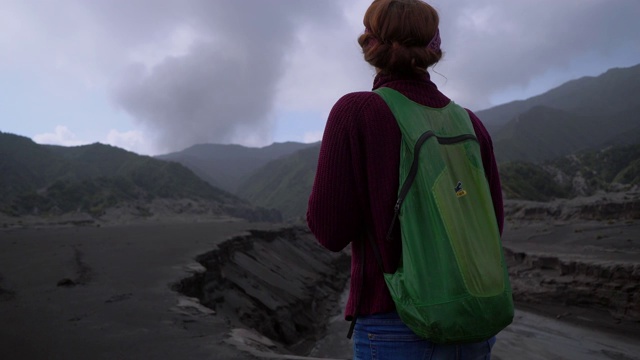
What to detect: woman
<box><xmin>307</xmin><ymin>0</ymin><xmax>504</xmax><ymax>359</ymax></box>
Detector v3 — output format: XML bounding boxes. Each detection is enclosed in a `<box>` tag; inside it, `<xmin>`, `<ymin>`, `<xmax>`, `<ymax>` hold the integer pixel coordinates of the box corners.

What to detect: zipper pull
<box><xmin>394</xmin><ymin>199</ymin><xmax>401</xmax><ymax>213</ymax></box>
<box><xmin>386</xmin><ymin>199</ymin><xmax>402</xmax><ymax>241</ymax></box>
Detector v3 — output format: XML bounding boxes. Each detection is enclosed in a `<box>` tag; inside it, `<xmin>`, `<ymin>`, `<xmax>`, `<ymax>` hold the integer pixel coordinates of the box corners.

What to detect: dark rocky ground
<box><xmin>173</xmin><ymin>226</ymin><xmax>350</xmax><ymax>356</ymax></box>
<box><xmin>1</xmin><ymin>190</ymin><xmax>639</xmax><ymax>359</ymax></box>
<box><xmin>502</xmin><ymin>191</ymin><xmax>640</xmax><ymax>334</ymax></box>
<box><xmin>0</xmin><ymin>220</ymin><xmax>278</xmax><ymax>360</ymax></box>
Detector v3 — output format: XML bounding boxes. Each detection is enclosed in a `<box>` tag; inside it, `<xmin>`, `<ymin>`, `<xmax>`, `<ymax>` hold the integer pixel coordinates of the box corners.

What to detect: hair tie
<box><xmin>364</xmin><ymin>27</ymin><xmax>380</xmax><ymax>47</ymax></box>
<box><xmin>427</xmin><ymin>29</ymin><xmax>441</xmax><ymax>52</ymax></box>
<box><xmin>365</xmin><ymin>27</ymin><xmax>440</xmax><ymax>51</ymax></box>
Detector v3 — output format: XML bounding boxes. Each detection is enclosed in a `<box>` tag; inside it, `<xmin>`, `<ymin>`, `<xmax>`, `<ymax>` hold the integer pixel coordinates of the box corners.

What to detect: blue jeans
<box><xmin>353</xmin><ymin>312</ymin><xmax>496</xmax><ymax>360</ymax></box>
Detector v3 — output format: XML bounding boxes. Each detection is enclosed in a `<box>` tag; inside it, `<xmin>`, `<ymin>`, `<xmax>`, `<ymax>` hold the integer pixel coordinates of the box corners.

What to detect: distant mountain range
<box><xmin>477</xmin><ymin>64</ymin><xmax>640</xmax><ymax>130</ymax></box>
<box><xmin>237</xmin><ymin>145</ymin><xmax>320</xmax><ymax>220</ymax></box>
<box><xmin>2</xmin><ymin>63</ymin><xmax>638</xmax><ymax>222</ymax></box>
<box><xmin>500</xmin><ymin>144</ymin><xmax>640</xmax><ymax>201</ymax></box>
<box><xmin>156</xmin><ymin>142</ymin><xmax>317</xmax><ymax>194</ymax></box>
<box><xmin>0</xmin><ymin>132</ymin><xmax>280</xmax><ymax>222</ymax></box>
<box><xmin>477</xmin><ymin>64</ymin><xmax>640</xmax><ymax>162</ymax></box>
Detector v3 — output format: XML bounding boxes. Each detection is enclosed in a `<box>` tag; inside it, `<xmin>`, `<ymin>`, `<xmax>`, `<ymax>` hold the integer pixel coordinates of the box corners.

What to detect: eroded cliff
<box><xmin>505</xmin><ymin>248</ymin><xmax>640</xmax><ymax>323</ymax></box>
<box><xmin>173</xmin><ymin>226</ymin><xmax>350</xmax><ymax>352</ymax></box>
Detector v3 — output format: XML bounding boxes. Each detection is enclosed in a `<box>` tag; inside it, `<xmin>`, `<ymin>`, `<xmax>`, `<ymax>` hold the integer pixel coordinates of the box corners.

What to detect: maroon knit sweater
<box><xmin>307</xmin><ymin>72</ymin><xmax>504</xmax><ymax>320</ymax></box>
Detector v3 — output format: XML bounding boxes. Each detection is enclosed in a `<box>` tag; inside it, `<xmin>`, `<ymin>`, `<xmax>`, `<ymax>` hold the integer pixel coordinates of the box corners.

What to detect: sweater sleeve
<box><xmin>466</xmin><ymin>109</ymin><xmax>505</xmax><ymax>235</ymax></box>
<box><xmin>307</xmin><ymin>93</ymin><xmax>366</xmax><ymax>252</ymax></box>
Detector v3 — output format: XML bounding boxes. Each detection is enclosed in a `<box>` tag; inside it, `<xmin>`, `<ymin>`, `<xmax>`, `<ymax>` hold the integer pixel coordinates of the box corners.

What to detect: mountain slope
<box><xmin>0</xmin><ymin>133</ymin><xmax>65</xmax><ymax>202</ymax></box>
<box><xmin>236</xmin><ymin>145</ymin><xmax>320</xmax><ymax>220</ymax></box>
<box><xmin>477</xmin><ymin>63</ymin><xmax>640</xmax><ymax>131</ymax></box>
<box><xmin>500</xmin><ymin>144</ymin><xmax>640</xmax><ymax>201</ymax></box>
<box><xmin>492</xmin><ymin>103</ymin><xmax>640</xmax><ymax>162</ymax></box>
<box><xmin>0</xmin><ymin>132</ymin><xmax>280</xmax><ymax>221</ymax></box>
<box><xmin>157</xmin><ymin>142</ymin><xmax>318</xmax><ymax>194</ymax></box>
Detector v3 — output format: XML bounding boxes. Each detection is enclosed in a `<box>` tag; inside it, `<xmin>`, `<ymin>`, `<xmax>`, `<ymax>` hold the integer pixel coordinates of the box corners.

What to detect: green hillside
<box><xmin>157</xmin><ymin>141</ymin><xmax>318</xmax><ymax>194</ymax></box>
<box><xmin>499</xmin><ymin>163</ymin><xmax>571</xmax><ymax>202</ymax></box>
<box><xmin>0</xmin><ymin>132</ymin><xmax>67</xmax><ymax>201</ymax></box>
<box><xmin>0</xmin><ymin>132</ymin><xmax>279</xmax><ymax>221</ymax></box>
<box><xmin>236</xmin><ymin>145</ymin><xmax>320</xmax><ymax>220</ymax></box>
<box><xmin>476</xmin><ymin>64</ymin><xmax>640</xmax><ymax>163</ymax></box>
<box><xmin>492</xmin><ymin>103</ymin><xmax>640</xmax><ymax>162</ymax></box>
<box><xmin>477</xmin><ymin>63</ymin><xmax>640</xmax><ymax>130</ymax></box>
<box><xmin>500</xmin><ymin>144</ymin><xmax>640</xmax><ymax>201</ymax></box>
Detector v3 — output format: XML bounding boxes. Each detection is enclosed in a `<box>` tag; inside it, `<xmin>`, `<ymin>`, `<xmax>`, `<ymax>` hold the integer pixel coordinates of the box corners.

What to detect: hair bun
<box><xmin>358</xmin><ymin>0</ymin><xmax>442</xmax><ymax>76</ymax></box>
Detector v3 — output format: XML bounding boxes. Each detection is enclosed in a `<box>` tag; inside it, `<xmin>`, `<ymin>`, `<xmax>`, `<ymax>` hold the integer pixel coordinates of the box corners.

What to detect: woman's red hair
<box><xmin>358</xmin><ymin>0</ymin><xmax>442</xmax><ymax>76</ymax></box>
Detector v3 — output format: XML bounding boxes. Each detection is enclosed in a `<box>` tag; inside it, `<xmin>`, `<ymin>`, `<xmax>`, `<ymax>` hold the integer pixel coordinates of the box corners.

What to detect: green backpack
<box><xmin>371</xmin><ymin>87</ymin><xmax>513</xmax><ymax>344</ymax></box>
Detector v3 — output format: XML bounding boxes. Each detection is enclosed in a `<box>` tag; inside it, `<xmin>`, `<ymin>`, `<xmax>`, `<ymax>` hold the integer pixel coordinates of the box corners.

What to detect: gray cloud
<box><xmin>431</xmin><ymin>0</ymin><xmax>640</xmax><ymax>110</ymax></box>
<box><xmin>111</xmin><ymin>0</ymin><xmax>345</xmax><ymax>153</ymax></box>
<box><xmin>2</xmin><ymin>0</ymin><xmax>638</xmax><ymax>154</ymax></box>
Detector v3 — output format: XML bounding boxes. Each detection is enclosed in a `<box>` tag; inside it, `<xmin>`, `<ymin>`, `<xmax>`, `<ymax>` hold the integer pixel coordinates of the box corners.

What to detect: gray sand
<box><xmin>1</xmin><ymin>215</ymin><xmax>638</xmax><ymax>359</ymax></box>
<box><xmin>0</xmin><ymin>221</ymin><xmax>274</xmax><ymax>359</ymax></box>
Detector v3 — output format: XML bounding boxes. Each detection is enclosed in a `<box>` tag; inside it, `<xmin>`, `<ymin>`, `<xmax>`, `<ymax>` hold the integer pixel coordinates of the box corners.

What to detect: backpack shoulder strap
<box><xmin>372</xmin><ymin>88</ymin><xmax>479</xmax><ymax>240</ymax></box>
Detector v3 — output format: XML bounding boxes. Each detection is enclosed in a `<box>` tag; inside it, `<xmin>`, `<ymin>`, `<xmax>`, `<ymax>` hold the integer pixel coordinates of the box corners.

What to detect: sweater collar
<box><xmin>372</xmin><ymin>72</ymin><xmax>437</xmax><ymax>91</ymax></box>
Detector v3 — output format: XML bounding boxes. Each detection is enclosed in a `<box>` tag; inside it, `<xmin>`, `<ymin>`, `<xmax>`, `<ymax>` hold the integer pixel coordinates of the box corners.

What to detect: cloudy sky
<box><xmin>1</xmin><ymin>0</ymin><xmax>639</xmax><ymax>155</ymax></box>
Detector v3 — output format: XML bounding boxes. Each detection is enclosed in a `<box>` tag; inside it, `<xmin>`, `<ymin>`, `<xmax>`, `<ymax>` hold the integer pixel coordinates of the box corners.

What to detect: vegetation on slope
<box><xmin>156</xmin><ymin>141</ymin><xmax>318</xmax><ymax>194</ymax></box>
<box><xmin>492</xmin><ymin>104</ymin><xmax>640</xmax><ymax>163</ymax></box>
<box><xmin>0</xmin><ymin>132</ymin><xmax>279</xmax><ymax>220</ymax></box>
<box><xmin>500</xmin><ymin>144</ymin><xmax>640</xmax><ymax>201</ymax></box>
<box><xmin>477</xmin><ymin>64</ymin><xmax>640</xmax><ymax>130</ymax></box>
<box><xmin>237</xmin><ymin>145</ymin><xmax>320</xmax><ymax>220</ymax></box>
